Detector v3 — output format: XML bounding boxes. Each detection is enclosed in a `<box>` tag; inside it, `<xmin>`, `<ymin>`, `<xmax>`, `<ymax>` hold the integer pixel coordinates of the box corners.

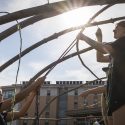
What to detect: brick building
<box><xmin>1</xmin><ymin>80</ymin><xmax>106</xmax><ymax>125</ymax></box>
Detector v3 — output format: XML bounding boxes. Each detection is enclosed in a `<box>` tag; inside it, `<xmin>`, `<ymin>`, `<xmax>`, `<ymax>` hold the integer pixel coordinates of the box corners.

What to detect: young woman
<box><xmin>79</xmin><ymin>21</ymin><xmax>125</xmax><ymax>125</ymax></box>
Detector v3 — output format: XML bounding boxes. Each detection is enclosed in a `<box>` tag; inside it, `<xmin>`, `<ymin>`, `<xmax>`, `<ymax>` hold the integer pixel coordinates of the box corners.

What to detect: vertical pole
<box><xmin>34</xmin><ymin>90</ymin><xmax>40</xmax><ymax>125</ymax></box>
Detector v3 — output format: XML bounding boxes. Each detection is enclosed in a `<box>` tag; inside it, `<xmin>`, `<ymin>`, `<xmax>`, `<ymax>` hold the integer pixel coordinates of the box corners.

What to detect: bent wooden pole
<box><xmin>0</xmin><ymin>4</ymin><xmax>112</xmax><ymax>41</ymax></box>
<box><xmin>1</xmin><ymin>0</ymin><xmax>123</xmax><ymax>25</ymax></box>
<box><xmin>1</xmin><ymin>16</ymin><xmax>125</xmax><ymax>72</ymax></box>
<box><xmin>1</xmin><ymin>14</ymin><xmax>125</xmax><ymax>41</ymax></box>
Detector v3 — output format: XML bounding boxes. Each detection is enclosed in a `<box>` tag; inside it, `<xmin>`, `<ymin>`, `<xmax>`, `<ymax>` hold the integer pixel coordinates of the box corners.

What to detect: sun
<box><xmin>61</xmin><ymin>7</ymin><xmax>93</xmax><ymax>27</ymax></box>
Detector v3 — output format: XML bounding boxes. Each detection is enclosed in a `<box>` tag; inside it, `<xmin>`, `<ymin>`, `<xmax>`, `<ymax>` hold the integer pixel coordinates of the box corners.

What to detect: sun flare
<box><xmin>61</xmin><ymin>7</ymin><xmax>93</xmax><ymax>27</ymax></box>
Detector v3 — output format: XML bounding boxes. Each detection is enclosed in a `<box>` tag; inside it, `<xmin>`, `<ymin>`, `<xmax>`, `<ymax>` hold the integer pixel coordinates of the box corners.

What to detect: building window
<box><xmin>77</xmin><ymin>81</ymin><xmax>79</xmax><ymax>84</ymax></box>
<box><xmin>23</xmin><ymin>113</ymin><xmax>28</xmax><ymax>125</ymax></box>
<box><xmin>74</xmin><ymin>90</ymin><xmax>78</xmax><ymax>96</ymax></box>
<box><xmin>80</xmin><ymin>81</ymin><xmax>82</xmax><ymax>84</ymax></box>
<box><xmin>45</xmin><ymin>105</ymin><xmax>50</xmax><ymax>117</ymax></box>
<box><xmin>70</xmin><ymin>81</ymin><xmax>72</xmax><ymax>84</ymax></box>
<box><xmin>47</xmin><ymin>90</ymin><xmax>51</xmax><ymax>96</ymax></box>
<box><xmin>93</xmin><ymin>94</ymin><xmax>98</xmax><ymax>107</ymax></box>
<box><xmin>3</xmin><ymin>90</ymin><xmax>14</xmax><ymax>99</ymax></box>
<box><xmin>45</xmin><ymin>111</ymin><xmax>50</xmax><ymax>118</ymax></box>
<box><xmin>45</xmin><ymin>120</ymin><xmax>49</xmax><ymax>125</ymax></box>
<box><xmin>44</xmin><ymin>81</ymin><xmax>50</xmax><ymax>84</ymax></box>
<box><xmin>74</xmin><ymin>101</ymin><xmax>78</xmax><ymax>109</ymax></box>
<box><xmin>83</xmin><ymin>97</ymin><xmax>88</xmax><ymax>106</ymax></box>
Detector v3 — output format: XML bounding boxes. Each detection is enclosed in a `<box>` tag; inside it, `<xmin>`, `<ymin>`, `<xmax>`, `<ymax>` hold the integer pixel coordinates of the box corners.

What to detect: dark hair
<box><xmin>117</xmin><ymin>21</ymin><xmax>125</xmax><ymax>28</ymax></box>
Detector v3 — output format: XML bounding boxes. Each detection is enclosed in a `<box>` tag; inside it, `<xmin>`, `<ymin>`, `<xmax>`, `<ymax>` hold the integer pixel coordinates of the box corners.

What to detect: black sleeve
<box><xmin>0</xmin><ymin>102</ymin><xmax>2</xmax><ymax>110</ymax></box>
<box><xmin>111</xmin><ymin>37</ymin><xmax>125</xmax><ymax>50</ymax></box>
<box><xmin>110</xmin><ymin>37</ymin><xmax>125</xmax><ymax>58</ymax></box>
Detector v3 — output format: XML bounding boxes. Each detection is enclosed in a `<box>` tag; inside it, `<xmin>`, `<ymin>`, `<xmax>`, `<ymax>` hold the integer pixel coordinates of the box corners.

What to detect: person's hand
<box><xmin>96</xmin><ymin>27</ymin><xmax>102</xmax><ymax>42</ymax></box>
<box><xmin>32</xmin><ymin>76</ymin><xmax>46</xmax><ymax>90</ymax></box>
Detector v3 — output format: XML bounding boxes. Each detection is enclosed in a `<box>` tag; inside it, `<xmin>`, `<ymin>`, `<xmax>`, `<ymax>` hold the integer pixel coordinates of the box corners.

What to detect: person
<box><xmin>80</xmin><ymin>85</ymin><xmax>108</xmax><ymax>125</ymax></box>
<box><xmin>80</xmin><ymin>67</ymin><xmax>109</xmax><ymax>125</ymax></box>
<box><xmin>0</xmin><ymin>76</ymin><xmax>46</xmax><ymax>124</ymax></box>
<box><xmin>79</xmin><ymin>21</ymin><xmax>125</xmax><ymax>125</ymax></box>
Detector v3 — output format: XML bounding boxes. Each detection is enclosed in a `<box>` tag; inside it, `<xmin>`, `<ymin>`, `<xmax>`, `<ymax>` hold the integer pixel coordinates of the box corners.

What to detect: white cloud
<box><xmin>29</xmin><ymin>61</ymin><xmax>48</xmax><ymax>71</ymax></box>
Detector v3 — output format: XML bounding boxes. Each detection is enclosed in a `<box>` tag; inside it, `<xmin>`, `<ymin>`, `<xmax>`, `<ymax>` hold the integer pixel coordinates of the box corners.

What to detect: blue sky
<box><xmin>0</xmin><ymin>0</ymin><xmax>125</xmax><ymax>86</ymax></box>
